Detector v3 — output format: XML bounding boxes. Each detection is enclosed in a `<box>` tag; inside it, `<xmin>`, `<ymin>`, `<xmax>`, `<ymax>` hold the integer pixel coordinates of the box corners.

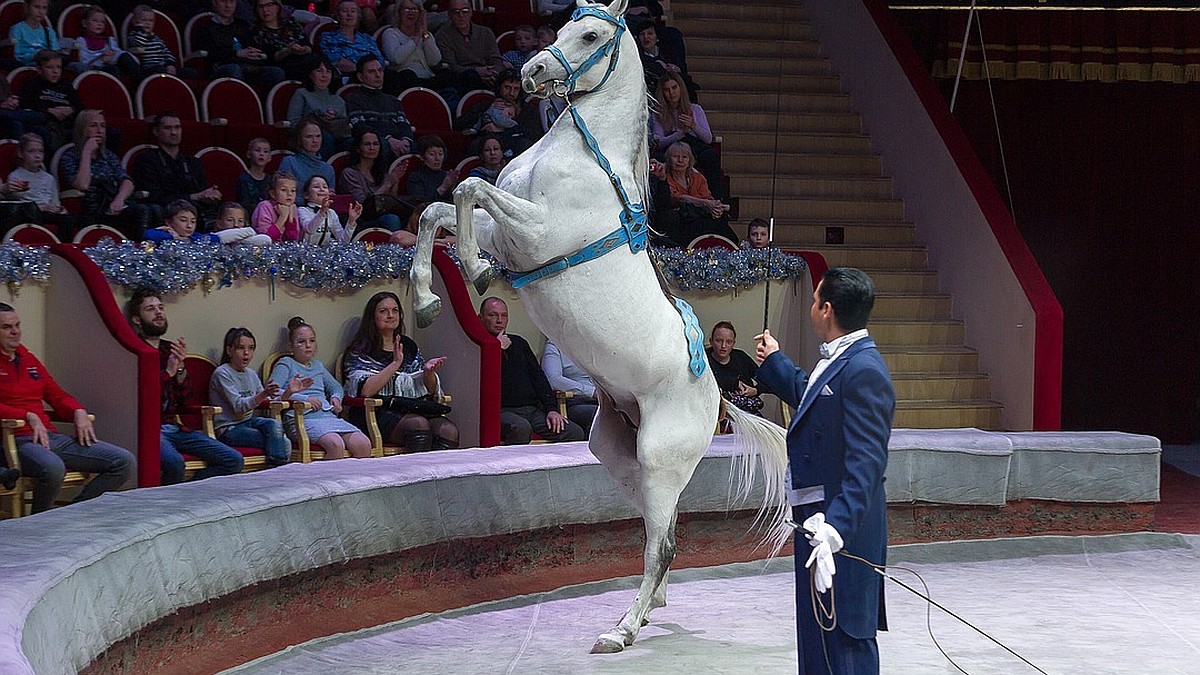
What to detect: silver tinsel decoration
<box><xmin>76</xmin><ymin>240</ymin><xmax>807</xmax><ymax>294</ymax></box>
<box><xmin>0</xmin><ymin>242</ymin><xmax>51</xmax><ymax>286</ymax></box>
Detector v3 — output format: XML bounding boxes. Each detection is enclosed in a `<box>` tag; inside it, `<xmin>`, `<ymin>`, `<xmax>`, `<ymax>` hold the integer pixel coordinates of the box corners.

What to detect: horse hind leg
<box><xmin>410</xmin><ymin>202</ymin><xmax>456</xmax><ymax>328</ymax></box>
<box><xmin>451</xmin><ymin>178</ymin><xmax>501</xmax><ymax>295</ymax></box>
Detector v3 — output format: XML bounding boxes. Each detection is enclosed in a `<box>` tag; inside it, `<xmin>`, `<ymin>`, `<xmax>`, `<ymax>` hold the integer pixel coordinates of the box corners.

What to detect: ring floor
<box><xmin>223</xmin><ymin>532</ymin><xmax>1200</xmax><ymax>675</ymax></box>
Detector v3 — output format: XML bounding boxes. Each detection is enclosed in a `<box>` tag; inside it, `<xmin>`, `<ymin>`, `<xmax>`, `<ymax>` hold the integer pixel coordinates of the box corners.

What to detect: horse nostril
<box><xmin>531</xmin><ymin>63</ymin><xmax>544</xmax><ymax>77</ymax></box>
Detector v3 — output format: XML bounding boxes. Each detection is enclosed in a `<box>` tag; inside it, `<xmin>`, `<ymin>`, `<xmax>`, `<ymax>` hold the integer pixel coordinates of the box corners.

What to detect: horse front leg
<box><xmin>454</xmin><ymin>176</ymin><xmax>547</xmax><ymax>292</ymax></box>
<box><xmin>410</xmin><ymin>202</ymin><xmax>457</xmax><ymax>328</ymax></box>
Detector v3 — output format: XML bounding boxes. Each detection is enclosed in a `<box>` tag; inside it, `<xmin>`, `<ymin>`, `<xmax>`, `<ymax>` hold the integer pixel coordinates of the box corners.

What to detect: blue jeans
<box><xmin>218</xmin><ymin>417</ymin><xmax>291</xmax><ymax>467</ymax></box>
<box><xmin>16</xmin><ymin>432</ymin><xmax>136</xmax><ymax>513</ymax></box>
<box><xmin>160</xmin><ymin>425</ymin><xmax>244</xmax><ymax>484</ymax></box>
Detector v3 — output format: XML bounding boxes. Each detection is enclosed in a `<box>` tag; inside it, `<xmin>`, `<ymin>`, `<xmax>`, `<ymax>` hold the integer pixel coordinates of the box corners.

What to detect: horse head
<box><xmin>521</xmin><ymin>0</ymin><xmax>632</xmax><ymax>99</ymax></box>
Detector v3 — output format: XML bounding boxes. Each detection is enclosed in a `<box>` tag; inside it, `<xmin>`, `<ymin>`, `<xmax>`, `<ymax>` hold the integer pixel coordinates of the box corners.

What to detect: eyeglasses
<box><xmin>450</xmin><ymin>8</ymin><xmax>471</xmax><ymax>14</ymax></box>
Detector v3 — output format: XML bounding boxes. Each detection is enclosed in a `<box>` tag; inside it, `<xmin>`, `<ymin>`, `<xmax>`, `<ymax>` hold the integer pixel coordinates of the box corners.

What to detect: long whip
<box><xmin>763</xmin><ymin>6</ymin><xmax>785</xmax><ymax>333</ymax></box>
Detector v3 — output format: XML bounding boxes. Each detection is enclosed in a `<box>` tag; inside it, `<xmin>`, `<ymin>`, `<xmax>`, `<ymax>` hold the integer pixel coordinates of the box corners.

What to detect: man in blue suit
<box><xmin>755</xmin><ymin>267</ymin><xmax>895</xmax><ymax>675</ymax></box>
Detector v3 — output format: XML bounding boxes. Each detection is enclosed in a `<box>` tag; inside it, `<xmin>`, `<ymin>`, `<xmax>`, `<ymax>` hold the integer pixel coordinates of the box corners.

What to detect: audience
<box><xmin>500</xmin><ymin>24</ymin><xmax>538</xmax><ymax>71</ymax></box>
<box><xmin>128</xmin><ymin>289</ymin><xmax>244</xmax><ymax>484</ymax></box>
<box><xmin>405</xmin><ymin>134</ymin><xmax>457</xmax><ymax>203</ymax></box>
<box><xmin>70</xmin><ymin>5</ymin><xmax>141</xmax><ymax>80</ymax></box>
<box><xmin>342</xmin><ymin>292</ymin><xmax>457</xmax><ymax>452</ymax></box>
<box><xmin>339</xmin><ymin>125</ymin><xmax>406</xmax><ymax>232</ymax></box>
<box><xmin>286</xmin><ymin>60</ymin><xmax>349</xmax><ymax>157</ymax></box>
<box><xmin>252</xmin><ymin>171</ymin><xmax>301</xmax><ymax>241</ymax></box>
<box><xmin>250</xmin><ymin>0</ymin><xmax>315</xmax><ymax>81</ymax></box>
<box><xmin>480</xmin><ymin>297</ymin><xmax>585</xmax><ymax>445</ymax></box>
<box><xmin>143</xmin><ymin>199</ymin><xmax>222</xmax><ymax>243</ymax></box>
<box><xmin>745</xmin><ymin>218</ymin><xmax>770</xmax><ymax>249</ymax></box>
<box><xmin>651</xmin><ymin>72</ymin><xmax>719</xmax><ymax>197</ymax></box>
<box><xmin>434</xmin><ymin>0</ymin><xmax>505</xmax><ymax>91</ymax></box>
<box><xmin>213</xmin><ymin>201</ymin><xmax>274</xmax><ymax>245</ymax></box>
<box><xmin>134</xmin><ymin>111</ymin><xmax>223</xmax><ymax>227</ymax></box>
<box><xmin>0</xmin><ymin>133</ymin><xmax>73</xmax><ymax>234</ymax></box>
<box><xmin>652</xmin><ymin>140</ymin><xmax>736</xmax><ymax>245</ymax></box>
<box><xmin>541</xmin><ymin>339</ymin><xmax>597</xmax><ymax>434</ymax></box>
<box><xmin>61</xmin><ymin>109</ymin><xmax>152</xmax><ymax>237</ymax></box>
<box><xmin>127</xmin><ymin>4</ymin><xmax>197</xmax><ymax>79</ymax></box>
<box><xmin>380</xmin><ymin>0</ymin><xmax>449</xmax><ymax>93</ymax></box>
<box><xmin>19</xmin><ymin>50</ymin><xmax>80</xmax><ymax>154</ymax></box>
<box><xmin>0</xmin><ymin>302</ymin><xmax>135</xmax><ymax>514</ymax></box>
<box><xmin>270</xmin><ymin>316</ymin><xmax>373</xmax><ymax>459</ymax></box>
<box><xmin>195</xmin><ymin>0</ymin><xmax>285</xmax><ymax>88</ymax></box>
<box><xmin>344</xmin><ymin>55</ymin><xmax>414</xmax><ymax>160</ymax></box>
<box><xmin>210</xmin><ymin>327</ymin><xmax>295</xmax><ymax>468</ymax></box>
<box><xmin>7</xmin><ymin>0</ymin><xmax>58</xmax><ymax>68</ymax></box>
<box><xmin>278</xmin><ymin>116</ymin><xmax>335</xmax><ymax>187</ymax></box>
<box><xmin>467</xmin><ymin>134</ymin><xmax>507</xmax><ymax>185</ymax></box>
<box><xmin>706</xmin><ymin>321</ymin><xmax>766</xmax><ymax>415</ymax></box>
<box><xmin>320</xmin><ymin>0</ymin><xmax>385</xmax><ymax>85</ymax></box>
<box><xmin>236</xmin><ymin>137</ymin><xmax>273</xmax><ymax>214</ymax></box>
<box><xmin>297</xmin><ymin>175</ymin><xmax>360</xmax><ymax>244</ymax></box>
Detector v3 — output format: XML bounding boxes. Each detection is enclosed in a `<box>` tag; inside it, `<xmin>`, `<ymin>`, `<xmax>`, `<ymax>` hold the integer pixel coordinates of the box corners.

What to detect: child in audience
<box><xmin>70</xmin><ymin>5</ymin><xmax>140</xmax><ymax>79</ymax></box>
<box><xmin>500</xmin><ymin>24</ymin><xmax>538</xmax><ymax>71</ymax></box>
<box><xmin>213</xmin><ymin>201</ymin><xmax>274</xmax><ymax>245</ymax></box>
<box><xmin>536</xmin><ymin>25</ymin><xmax>556</xmax><ymax>50</ymax></box>
<box><xmin>19</xmin><ymin>50</ymin><xmax>82</xmax><ymax>154</ymax></box>
<box><xmin>126</xmin><ymin>5</ymin><xmax>196</xmax><ymax>79</ymax></box>
<box><xmin>237</xmin><ymin>137</ymin><xmax>272</xmax><ymax>214</ymax></box>
<box><xmin>251</xmin><ymin>171</ymin><xmax>300</xmax><ymax>241</ymax></box>
<box><xmin>8</xmin><ymin>0</ymin><xmax>59</xmax><ymax>67</ymax></box>
<box><xmin>144</xmin><ymin>199</ymin><xmax>221</xmax><ymax>243</ymax></box>
<box><xmin>297</xmin><ymin>176</ymin><xmax>360</xmax><ymax>245</ymax></box>
<box><xmin>744</xmin><ymin>217</ymin><xmax>769</xmax><ymax>249</ymax></box>
<box><xmin>210</xmin><ymin>326</ymin><xmax>301</xmax><ymax>468</ymax></box>
<box><xmin>270</xmin><ymin>317</ymin><xmax>373</xmax><ymax>459</ymax></box>
<box><xmin>0</xmin><ymin>133</ymin><xmax>75</xmax><ymax>234</ymax></box>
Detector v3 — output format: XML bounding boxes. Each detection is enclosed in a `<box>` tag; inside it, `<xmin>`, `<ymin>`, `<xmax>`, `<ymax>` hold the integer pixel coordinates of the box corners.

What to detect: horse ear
<box><xmin>606</xmin><ymin>0</ymin><xmax>628</xmax><ymax>16</ymax></box>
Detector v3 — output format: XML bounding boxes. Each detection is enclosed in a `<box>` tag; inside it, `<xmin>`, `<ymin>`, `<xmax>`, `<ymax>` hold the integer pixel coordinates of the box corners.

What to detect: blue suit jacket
<box><xmin>757</xmin><ymin>338</ymin><xmax>894</xmax><ymax>638</ymax></box>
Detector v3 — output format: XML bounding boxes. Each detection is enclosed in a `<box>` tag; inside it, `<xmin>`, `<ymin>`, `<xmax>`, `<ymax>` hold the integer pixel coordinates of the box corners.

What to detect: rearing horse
<box><xmin>409</xmin><ymin>0</ymin><xmax>791</xmax><ymax>653</ymax></box>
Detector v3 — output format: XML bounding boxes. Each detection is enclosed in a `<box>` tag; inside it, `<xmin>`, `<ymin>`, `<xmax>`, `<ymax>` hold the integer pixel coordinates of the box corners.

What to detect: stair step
<box><xmin>674</xmin><ymin>3</ymin><xmax>806</xmax><ymax>22</ymax></box>
<box><xmin>879</xmin><ymin>346</ymin><xmax>981</xmax><ymax>374</ymax></box>
<box><xmin>704</xmin><ymin>91</ymin><xmax>853</xmax><ymax>113</ymax></box>
<box><xmin>721</xmin><ymin>131</ymin><xmax>872</xmax><ymax>155</ymax></box>
<box><xmin>721</xmin><ymin>152</ymin><xmax>880</xmax><ymax>175</ymax></box>
<box><xmin>872</xmin><ymin>293</ymin><xmax>953</xmax><ymax>319</ymax></box>
<box><xmin>894</xmin><ymin>400</ymin><xmax>1004</xmax><ymax>430</ymax></box>
<box><xmin>708</xmin><ymin>110</ymin><xmax>862</xmax><ymax>134</ymax></box>
<box><xmin>765</xmin><ymin>220</ymin><xmax>916</xmax><ymax>246</ymax></box>
<box><xmin>739</xmin><ymin>196</ymin><xmax>903</xmax><ymax>220</ymax></box>
<box><xmin>731</xmin><ymin>174</ymin><xmax>894</xmax><ymax>199</ymax></box>
<box><xmin>854</xmin><ymin>268</ymin><xmax>941</xmax><ymax>293</ymax></box>
<box><xmin>689</xmin><ymin>54</ymin><xmax>831</xmax><ymax>77</ymax></box>
<box><xmin>892</xmin><ymin>373</ymin><xmax>990</xmax><ymax>400</ymax></box>
<box><xmin>698</xmin><ymin>73</ymin><xmax>843</xmax><ymax>93</ymax></box>
<box><xmin>673</xmin><ymin>18</ymin><xmax>814</xmax><ymax>40</ymax></box>
<box><xmin>786</xmin><ymin>245</ymin><xmax>927</xmax><ymax>269</ymax></box>
<box><xmin>687</xmin><ymin>37</ymin><xmax>823</xmax><ymax>59</ymax></box>
<box><xmin>870</xmin><ymin>319</ymin><xmax>965</xmax><ymax>345</ymax></box>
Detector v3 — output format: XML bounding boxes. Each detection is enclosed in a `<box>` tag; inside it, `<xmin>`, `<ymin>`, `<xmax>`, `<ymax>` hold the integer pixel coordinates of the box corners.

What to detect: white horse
<box><xmin>410</xmin><ymin>0</ymin><xmax>792</xmax><ymax>653</ymax></box>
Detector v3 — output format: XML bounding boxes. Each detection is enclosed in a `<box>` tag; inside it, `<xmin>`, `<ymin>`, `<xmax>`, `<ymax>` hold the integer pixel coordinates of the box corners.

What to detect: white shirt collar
<box><xmin>818</xmin><ymin>328</ymin><xmax>869</xmax><ymax>360</ymax></box>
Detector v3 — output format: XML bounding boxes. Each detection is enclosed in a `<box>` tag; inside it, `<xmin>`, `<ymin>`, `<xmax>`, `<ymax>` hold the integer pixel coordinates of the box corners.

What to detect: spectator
<box><xmin>434</xmin><ymin>0</ymin><xmax>504</xmax><ymax>91</ymax></box>
<box><xmin>541</xmin><ymin>339</ymin><xmax>597</xmax><ymax>434</ymax></box>
<box><xmin>69</xmin><ymin>5</ymin><xmax>141</xmax><ymax>79</ymax></box>
<box><xmin>270</xmin><ymin>317</ymin><xmax>373</xmax><ymax>459</ymax></box>
<box><xmin>467</xmin><ymin>134</ymin><xmax>507</xmax><ymax>185</ymax></box>
<box><xmin>287</xmin><ymin>59</ymin><xmax>350</xmax><ymax>157</ymax></box>
<box><xmin>500</xmin><ymin>24</ymin><xmax>538</xmax><ymax>71</ymax></box>
<box><xmin>339</xmin><ymin>125</ymin><xmax>405</xmax><ymax>232</ymax></box>
<box><xmin>210</xmin><ymin>327</ymin><xmax>296</xmax><ymax>468</ymax></box>
<box><xmin>380</xmin><ymin>0</ymin><xmax>450</xmax><ymax>93</ymax></box>
<box><xmin>7</xmin><ymin>0</ymin><xmax>59</xmax><ymax>67</ymax></box>
<box><xmin>536</xmin><ymin>0</ymin><xmax>572</xmax><ymax>29</ymax></box>
<box><xmin>629</xmin><ymin>0</ymin><xmax>693</xmax><ymax>96</ymax></box>
<box><xmin>535</xmin><ymin>25</ymin><xmax>556</xmax><ymax>50</ymax></box>
<box><xmin>195</xmin><ymin>0</ymin><xmax>285</xmax><ymax>89</ymax></box>
<box><xmin>344</xmin><ymin>55</ymin><xmax>414</xmax><ymax>160</ymax></box>
<box><xmin>251</xmin><ymin>171</ymin><xmax>300</xmax><ymax>240</ymax></box>
<box><xmin>405</xmin><ymin>134</ymin><xmax>457</xmax><ymax>202</ymax></box>
<box><xmin>298</xmin><ymin>175</ymin><xmax>360</xmax><ymax>244</ymax></box>
<box><xmin>18</xmin><ymin>50</ymin><xmax>80</xmax><ymax>154</ymax></box>
<box><xmin>320</xmin><ymin>0</ymin><xmax>385</xmax><ymax>84</ymax></box>
<box><xmin>61</xmin><ymin>110</ymin><xmax>152</xmax><ymax>237</ymax></box>
<box><xmin>134</xmin><ymin>112</ymin><xmax>223</xmax><ymax>228</ymax></box>
<box><xmin>250</xmin><ymin>0</ymin><xmax>315</xmax><ymax>81</ymax></box>
<box><xmin>126</xmin><ymin>5</ymin><xmax>197</xmax><ymax>79</ymax></box>
<box><xmin>213</xmin><ymin>201</ymin><xmax>274</xmax><ymax>245</ymax></box>
<box><xmin>342</xmin><ymin>291</ymin><xmax>458</xmax><ymax>452</ymax></box>
<box><xmin>476</xmin><ymin>71</ymin><xmax>538</xmax><ymax>150</ymax></box>
<box><xmin>651</xmin><ymin>140</ymin><xmax>735</xmax><ymax>245</ymax></box>
<box><xmin>479</xmin><ymin>297</ymin><xmax>585</xmax><ymax>445</ymax></box>
<box><xmin>278</xmin><ymin>116</ymin><xmax>336</xmax><ymax>187</ymax></box>
<box><xmin>706</xmin><ymin>321</ymin><xmax>766</xmax><ymax>415</ymax></box>
<box><xmin>0</xmin><ymin>133</ymin><xmax>74</xmax><ymax>234</ymax></box>
<box><xmin>0</xmin><ymin>302</ymin><xmax>135</xmax><ymax>513</ymax></box>
<box><xmin>744</xmin><ymin>217</ymin><xmax>769</xmax><ymax>249</ymax></box>
<box><xmin>0</xmin><ymin>77</ymin><xmax>44</xmax><ymax>142</ymax></box>
<box><xmin>143</xmin><ymin>199</ymin><xmax>222</xmax><ymax>243</ymax></box>
<box><xmin>651</xmin><ymin>71</ymin><xmax>720</xmax><ymax>197</ymax></box>
<box><xmin>128</xmin><ymin>288</ymin><xmax>245</xmax><ymax>484</ymax></box>
<box><xmin>236</xmin><ymin>137</ymin><xmax>272</xmax><ymax>214</ymax></box>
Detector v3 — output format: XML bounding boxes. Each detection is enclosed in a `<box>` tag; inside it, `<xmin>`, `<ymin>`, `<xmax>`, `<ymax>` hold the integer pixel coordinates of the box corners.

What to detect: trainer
<box><xmin>755</xmin><ymin>267</ymin><xmax>895</xmax><ymax>675</ymax></box>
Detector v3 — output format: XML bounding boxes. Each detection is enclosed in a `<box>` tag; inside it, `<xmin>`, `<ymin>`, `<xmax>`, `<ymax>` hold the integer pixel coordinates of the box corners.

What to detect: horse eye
<box><xmin>583</xmin><ymin>32</ymin><xmax>598</xmax><ymax>43</ymax></box>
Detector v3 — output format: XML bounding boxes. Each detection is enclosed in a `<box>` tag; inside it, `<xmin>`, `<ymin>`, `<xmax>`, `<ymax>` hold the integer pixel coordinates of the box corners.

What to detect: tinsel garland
<box><xmin>78</xmin><ymin>240</ymin><xmax>808</xmax><ymax>294</ymax></box>
<box><xmin>0</xmin><ymin>241</ymin><xmax>51</xmax><ymax>286</ymax></box>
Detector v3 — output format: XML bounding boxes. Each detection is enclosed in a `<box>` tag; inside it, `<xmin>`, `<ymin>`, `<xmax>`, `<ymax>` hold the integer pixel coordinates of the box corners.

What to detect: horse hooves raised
<box><xmin>471</xmin><ymin>268</ymin><xmax>492</xmax><ymax>295</ymax></box>
<box><xmin>590</xmin><ymin>635</ymin><xmax>626</xmax><ymax>654</ymax></box>
<box><xmin>414</xmin><ymin>298</ymin><xmax>442</xmax><ymax>329</ymax></box>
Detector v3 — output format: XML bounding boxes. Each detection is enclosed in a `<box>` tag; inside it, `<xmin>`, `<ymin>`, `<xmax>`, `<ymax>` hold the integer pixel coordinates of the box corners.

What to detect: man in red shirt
<box><xmin>0</xmin><ymin>303</ymin><xmax>135</xmax><ymax>513</ymax></box>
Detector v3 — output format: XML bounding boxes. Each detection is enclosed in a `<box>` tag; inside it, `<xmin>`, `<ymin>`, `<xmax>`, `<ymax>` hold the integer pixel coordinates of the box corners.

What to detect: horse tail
<box><xmin>724</xmin><ymin>403</ymin><xmax>792</xmax><ymax>556</ymax></box>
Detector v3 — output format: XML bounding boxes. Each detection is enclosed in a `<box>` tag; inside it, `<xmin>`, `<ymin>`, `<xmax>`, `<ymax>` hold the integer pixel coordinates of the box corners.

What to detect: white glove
<box><xmin>802</xmin><ymin>513</ymin><xmax>843</xmax><ymax>594</ymax></box>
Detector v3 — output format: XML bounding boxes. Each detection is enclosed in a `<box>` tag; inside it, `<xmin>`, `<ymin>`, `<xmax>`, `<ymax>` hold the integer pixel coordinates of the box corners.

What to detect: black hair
<box><xmin>303</xmin><ymin>58</ymin><xmax>337</xmax><ymax>91</ymax></box>
<box><xmin>415</xmin><ymin>134</ymin><xmax>446</xmax><ymax>155</ymax></box>
<box><xmin>126</xmin><ymin>287</ymin><xmax>161</xmax><ymax>319</ymax></box>
<box><xmin>0</xmin><ymin>302</ymin><xmax>13</xmax><ymax>313</ymax></box>
<box><xmin>343</xmin><ymin>292</ymin><xmax>404</xmax><ymax>366</ymax></box>
<box><xmin>349</xmin><ymin>123</ymin><xmax>385</xmax><ymax>182</ymax></box>
<box><xmin>819</xmin><ymin>268</ymin><xmax>876</xmax><ymax>332</ymax></box>
<box><xmin>164</xmin><ymin>199</ymin><xmax>197</xmax><ymax>221</ymax></box>
<box><xmin>220</xmin><ymin>327</ymin><xmax>256</xmax><ymax>364</ymax></box>
<box><xmin>355</xmin><ymin>53</ymin><xmax>382</xmax><ymax>73</ymax></box>
<box><xmin>151</xmin><ymin>111</ymin><xmax>181</xmax><ymax>130</ymax></box>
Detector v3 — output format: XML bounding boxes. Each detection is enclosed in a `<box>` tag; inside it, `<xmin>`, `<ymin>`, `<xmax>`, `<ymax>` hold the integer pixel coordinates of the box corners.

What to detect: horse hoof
<box><xmin>471</xmin><ymin>268</ymin><xmax>492</xmax><ymax>295</ymax></box>
<box><xmin>591</xmin><ymin>635</ymin><xmax>625</xmax><ymax>654</ymax></box>
<box><xmin>414</xmin><ymin>298</ymin><xmax>442</xmax><ymax>329</ymax></box>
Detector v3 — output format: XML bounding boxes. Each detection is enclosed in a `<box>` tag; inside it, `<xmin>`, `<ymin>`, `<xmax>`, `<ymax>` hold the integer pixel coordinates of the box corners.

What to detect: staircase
<box><xmin>672</xmin><ymin>0</ymin><xmax>1003</xmax><ymax>429</ymax></box>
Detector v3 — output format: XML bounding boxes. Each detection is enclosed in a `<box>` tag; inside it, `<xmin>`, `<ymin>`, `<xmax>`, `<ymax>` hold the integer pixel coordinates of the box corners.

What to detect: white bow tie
<box><xmin>819</xmin><ymin>342</ymin><xmax>837</xmax><ymax>359</ymax></box>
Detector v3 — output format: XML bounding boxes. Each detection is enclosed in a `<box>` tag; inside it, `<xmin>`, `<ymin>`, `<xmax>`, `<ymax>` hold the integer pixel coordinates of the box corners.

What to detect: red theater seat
<box><xmin>456</xmin><ymin>88</ymin><xmax>495</xmax><ymax>119</ymax></box>
<box><xmin>201</xmin><ymin>77</ymin><xmax>264</xmax><ymax>125</ymax></box>
<box><xmin>73</xmin><ymin>70</ymin><xmax>135</xmax><ymax>119</ymax></box>
<box><xmin>58</xmin><ymin>3</ymin><xmax>112</xmax><ymax>40</ymax></box>
<box><xmin>6</xmin><ymin>66</ymin><xmax>36</xmax><ymax>95</ymax></box>
<box><xmin>3</xmin><ymin>223</ymin><xmax>60</xmax><ymax>245</ymax></box>
<box><xmin>179</xmin><ymin>355</ymin><xmax>275</xmax><ymax>474</ymax></box>
<box><xmin>120</xmin><ymin>9</ymin><xmax>183</xmax><ymax>64</ymax></box>
<box><xmin>136</xmin><ymin>73</ymin><xmax>200</xmax><ymax>121</ymax></box>
<box><xmin>266</xmin><ymin>80</ymin><xmax>303</xmax><ymax>126</ymax></box>
<box><xmin>0</xmin><ymin>139</ymin><xmax>18</xmax><ymax>180</ymax></box>
<box><xmin>353</xmin><ymin>227</ymin><xmax>392</xmax><ymax>244</ymax></box>
<box><xmin>72</xmin><ymin>224</ymin><xmax>127</xmax><ymax>247</ymax></box>
<box><xmin>688</xmin><ymin>234</ymin><xmax>739</xmax><ymax>251</ymax></box>
<box><xmin>196</xmin><ymin>146</ymin><xmax>247</xmax><ymax>204</ymax></box>
<box><xmin>398</xmin><ymin>87</ymin><xmax>453</xmax><ymax>135</ymax></box>
<box><xmin>266</xmin><ymin>150</ymin><xmax>292</xmax><ymax>174</ymax></box>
